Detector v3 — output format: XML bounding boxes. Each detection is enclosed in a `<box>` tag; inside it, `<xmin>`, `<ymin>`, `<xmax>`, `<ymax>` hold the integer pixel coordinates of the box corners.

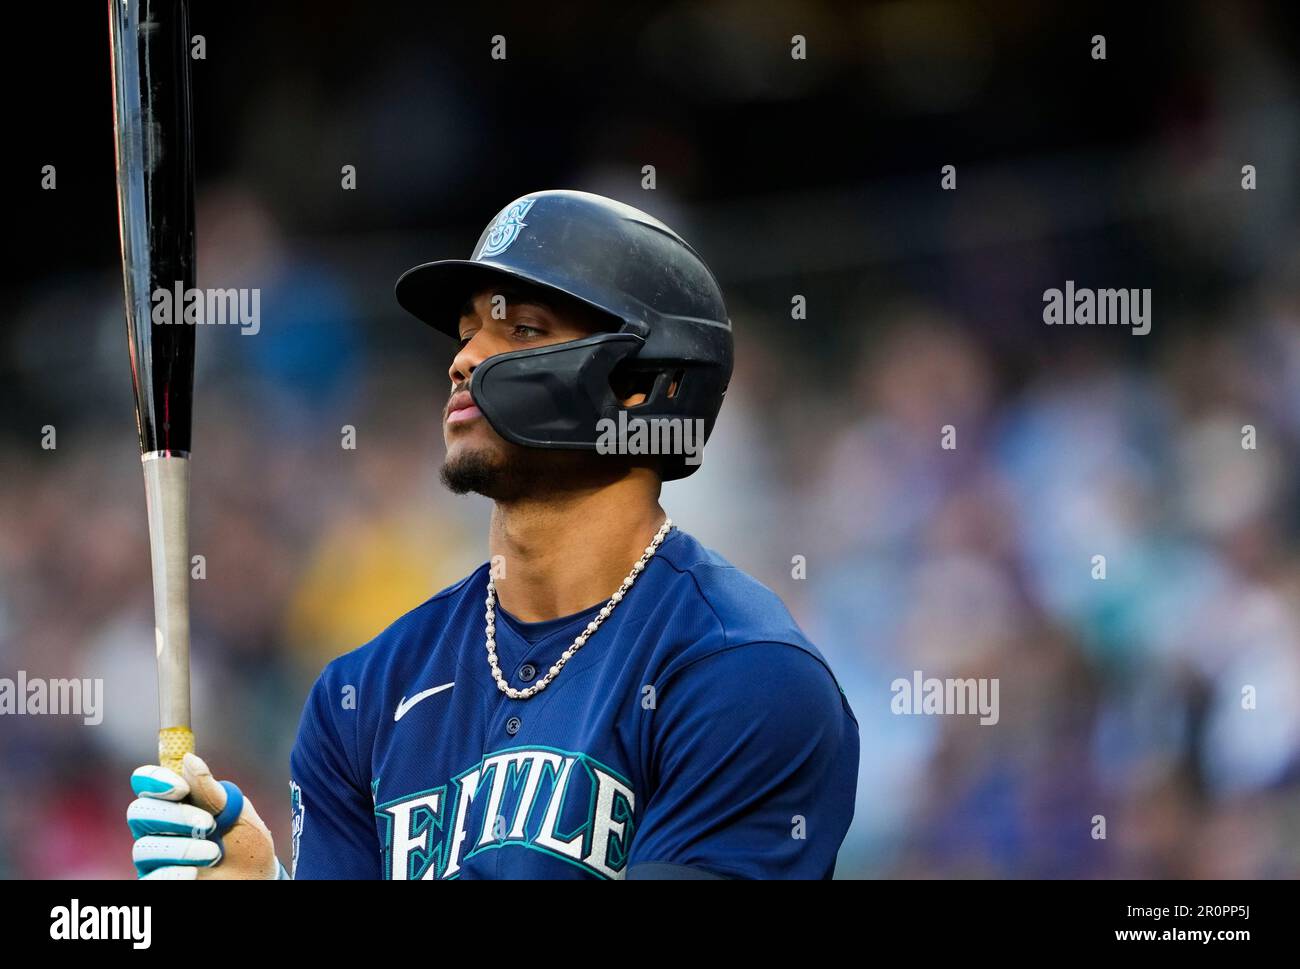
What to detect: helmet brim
<box><xmin>395</xmin><ymin>260</ymin><xmax>520</xmax><ymax>340</ymax></box>
<box><xmin>395</xmin><ymin>259</ymin><xmax>625</xmax><ymax>341</ymax></box>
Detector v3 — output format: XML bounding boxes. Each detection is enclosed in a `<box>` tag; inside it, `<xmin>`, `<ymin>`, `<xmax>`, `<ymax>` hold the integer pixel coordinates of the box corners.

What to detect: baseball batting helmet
<box><xmin>394</xmin><ymin>190</ymin><xmax>733</xmax><ymax>480</ymax></box>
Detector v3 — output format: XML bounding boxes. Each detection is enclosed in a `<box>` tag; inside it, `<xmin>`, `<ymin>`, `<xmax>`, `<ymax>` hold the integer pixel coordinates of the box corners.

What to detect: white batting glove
<box><xmin>127</xmin><ymin>751</ymin><xmax>286</xmax><ymax>880</ymax></box>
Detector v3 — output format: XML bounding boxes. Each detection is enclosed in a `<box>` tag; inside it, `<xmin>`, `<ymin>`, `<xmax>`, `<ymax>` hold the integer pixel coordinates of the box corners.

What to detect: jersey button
<box><xmin>506</xmin><ymin>716</ymin><xmax>522</xmax><ymax>735</ymax></box>
<box><xmin>519</xmin><ymin>664</ymin><xmax>537</xmax><ymax>683</ymax></box>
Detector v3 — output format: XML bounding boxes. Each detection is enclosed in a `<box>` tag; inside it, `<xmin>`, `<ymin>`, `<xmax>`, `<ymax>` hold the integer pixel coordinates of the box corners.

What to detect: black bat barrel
<box><xmin>109</xmin><ymin>0</ymin><xmax>196</xmax><ymax>456</ymax></box>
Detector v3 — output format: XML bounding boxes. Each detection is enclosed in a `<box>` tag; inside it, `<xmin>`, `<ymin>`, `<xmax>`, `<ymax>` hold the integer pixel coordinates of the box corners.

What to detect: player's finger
<box><xmin>127</xmin><ymin>797</ymin><xmax>216</xmax><ymax>840</ymax></box>
<box><xmin>179</xmin><ymin>751</ymin><xmax>248</xmax><ymax>841</ymax></box>
<box><xmin>132</xmin><ymin>835</ymin><xmax>221</xmax><ymax>876</ymax></box>
<box><xmin>180</xmin><ymin>752</ymin><xmax>227</xmax><ymax>814</ymax></box>
<box><xmin>131</xmin><ymin>764</ymin><xmax>190</xmax><ymax>801</ymax></box>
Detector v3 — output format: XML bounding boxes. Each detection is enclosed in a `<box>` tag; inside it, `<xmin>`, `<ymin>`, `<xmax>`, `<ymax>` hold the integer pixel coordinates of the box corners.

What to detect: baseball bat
<box><xmin>108</xmin><ymin>0</ymin><xmax>198</xmax><ymax>773</ymax></box>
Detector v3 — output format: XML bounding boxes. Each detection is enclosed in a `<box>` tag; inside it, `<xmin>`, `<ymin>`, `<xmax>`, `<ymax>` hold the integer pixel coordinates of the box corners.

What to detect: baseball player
<box><xmin>126</xmin><ymin>190</ymin><xmax>860</xmax><ymax>880</ymax></box>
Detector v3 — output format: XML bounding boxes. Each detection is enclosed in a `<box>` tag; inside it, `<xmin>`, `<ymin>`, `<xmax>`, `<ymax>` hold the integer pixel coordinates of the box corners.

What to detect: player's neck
<box><xmin>488</xmin><ymin>472</ymin><xmax>666</xmax><ymax>623</ymax></box>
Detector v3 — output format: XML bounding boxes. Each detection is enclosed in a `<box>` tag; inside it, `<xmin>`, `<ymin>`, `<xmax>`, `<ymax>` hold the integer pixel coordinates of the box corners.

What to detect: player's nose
<box><xmin>448</xmin><ymin>337</ymin><xmax>483</xmax><ymax>385</ymax></box>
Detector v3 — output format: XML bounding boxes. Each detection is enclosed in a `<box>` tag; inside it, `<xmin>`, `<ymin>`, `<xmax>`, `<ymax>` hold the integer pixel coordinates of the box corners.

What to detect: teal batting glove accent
<box><xmin>131</xmin><ymin>774</ymin><xmax>179</xmax><ymax>797</ymax></box>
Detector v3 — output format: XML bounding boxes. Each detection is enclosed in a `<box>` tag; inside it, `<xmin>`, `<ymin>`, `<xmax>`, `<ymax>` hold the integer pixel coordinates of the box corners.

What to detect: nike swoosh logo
<box><xmin>394</xmin><ymin>682</ymin><xmax>455</xmax><ymax>722</ymax></box>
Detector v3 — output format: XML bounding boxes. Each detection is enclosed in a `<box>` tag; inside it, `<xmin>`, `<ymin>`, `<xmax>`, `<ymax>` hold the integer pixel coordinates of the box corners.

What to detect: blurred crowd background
<box><xmin>3</xmin><ymin>1</ymin><xmax>1300</xmax><ymax>878</ymax></box>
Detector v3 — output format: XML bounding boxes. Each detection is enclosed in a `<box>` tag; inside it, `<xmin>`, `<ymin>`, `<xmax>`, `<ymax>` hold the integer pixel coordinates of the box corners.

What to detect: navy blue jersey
<box><xmin>289</xmin><ymin>528</ymin><xmax>859</xmax><ymax>880</ymax></box>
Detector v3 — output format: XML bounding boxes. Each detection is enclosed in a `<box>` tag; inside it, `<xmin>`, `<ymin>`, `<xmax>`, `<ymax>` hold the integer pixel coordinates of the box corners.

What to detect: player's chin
<box><xmin>440</xmin><ymin>441</ymin><xmax>509</xmax><ymax>497</ymax></box>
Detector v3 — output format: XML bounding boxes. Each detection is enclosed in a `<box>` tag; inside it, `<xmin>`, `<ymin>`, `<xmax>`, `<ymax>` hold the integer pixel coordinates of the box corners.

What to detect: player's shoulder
<box><xmin>654</xmin><ymin>529</ymin><xmax>851</xmax><ymax>710</ymax></box>
<box><xmin>313</xmin><ymin>565</ymin><xmax>488</xmax><ymax>685</ymax></box>
<box><xmin>656</xmin><ymin>528</ymin><xmax>808</xmax><ymax>646</ymax></box>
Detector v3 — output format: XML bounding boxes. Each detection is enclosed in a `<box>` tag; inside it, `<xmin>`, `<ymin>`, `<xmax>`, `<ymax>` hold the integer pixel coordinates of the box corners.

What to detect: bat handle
<box><xmin>142</xmin><ymin>452</ymin><xmax>194</xmax><ymax>774</ymax></box>
<box><xmin>159</xmin><ymin>726</ymin><xmax>195</xmax><ymax>774</ymax></box>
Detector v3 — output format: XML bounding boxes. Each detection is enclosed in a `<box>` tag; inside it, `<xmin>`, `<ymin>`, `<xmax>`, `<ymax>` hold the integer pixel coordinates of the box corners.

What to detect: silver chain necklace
<box><xmin>484</xmin><ymin>517</ymin><xmax>674</xmax><ymax>700</ymax></box>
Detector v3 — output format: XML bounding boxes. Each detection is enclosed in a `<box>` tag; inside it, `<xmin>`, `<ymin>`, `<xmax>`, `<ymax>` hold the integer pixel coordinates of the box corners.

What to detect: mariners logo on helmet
<box><xmin>477</xmin><ymin>198</ymin><xmax>535</xmax><ymax>259</ymax></box>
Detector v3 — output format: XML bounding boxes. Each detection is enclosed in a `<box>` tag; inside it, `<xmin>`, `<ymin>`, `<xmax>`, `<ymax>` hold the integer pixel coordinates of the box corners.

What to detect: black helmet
<box><xmin>395</xmin><ymin>190</ymin><xmax>733</xmax><ymax>480</ymax></box>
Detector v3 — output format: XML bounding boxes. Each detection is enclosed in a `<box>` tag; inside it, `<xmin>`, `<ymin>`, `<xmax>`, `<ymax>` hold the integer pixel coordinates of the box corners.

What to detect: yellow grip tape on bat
<box><xmin>158</xmin><ymin>726</ymin><xmax>195</xmax><ymax>774</ymax></box>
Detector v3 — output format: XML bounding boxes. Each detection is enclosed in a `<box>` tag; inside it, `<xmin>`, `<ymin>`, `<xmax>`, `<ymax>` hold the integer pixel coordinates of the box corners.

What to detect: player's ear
<box><xmin>610</xmin><ymin>366</ymin><xmax>656</xmax><ymax>407</ymax></box>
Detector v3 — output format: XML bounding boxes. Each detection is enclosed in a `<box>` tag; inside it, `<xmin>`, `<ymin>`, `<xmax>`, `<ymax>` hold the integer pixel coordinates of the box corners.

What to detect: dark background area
<box><xmin>2</xmin><ymin>1</ymin><xmax>1299</xmax><ymax>878</ymax></box>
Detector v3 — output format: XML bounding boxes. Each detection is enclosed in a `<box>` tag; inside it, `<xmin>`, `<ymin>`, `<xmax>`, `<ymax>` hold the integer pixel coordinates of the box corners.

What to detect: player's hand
<box><xmin>127</xmin><ymin>751</ymin><xmax>284</xmax><ymax>880</ymax></box>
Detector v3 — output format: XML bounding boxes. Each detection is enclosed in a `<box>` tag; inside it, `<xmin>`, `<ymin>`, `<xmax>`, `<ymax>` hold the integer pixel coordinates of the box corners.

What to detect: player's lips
<box><xmin>445</xmin><ymin>391</ymin><xmax>482</xmax><ymax>425</ymax></box>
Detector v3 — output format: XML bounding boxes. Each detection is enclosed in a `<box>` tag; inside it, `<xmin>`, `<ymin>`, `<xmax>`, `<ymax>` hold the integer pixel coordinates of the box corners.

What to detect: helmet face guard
<box><xmin>470</xmin><ymin>333</ymin><xmax>646</xmax><ymax>449</ymax></box>
<box><xmin>395</xmin><ymin>190</ymin><xmax>733</xmax><ymax>480</ymax></box>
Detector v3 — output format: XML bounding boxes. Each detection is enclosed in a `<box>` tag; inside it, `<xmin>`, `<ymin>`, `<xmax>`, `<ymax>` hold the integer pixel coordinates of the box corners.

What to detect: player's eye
<box><xmin>512</xmin><ymin>323</ymin><xmax>544</xmax><ymax>339</ymax></box>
